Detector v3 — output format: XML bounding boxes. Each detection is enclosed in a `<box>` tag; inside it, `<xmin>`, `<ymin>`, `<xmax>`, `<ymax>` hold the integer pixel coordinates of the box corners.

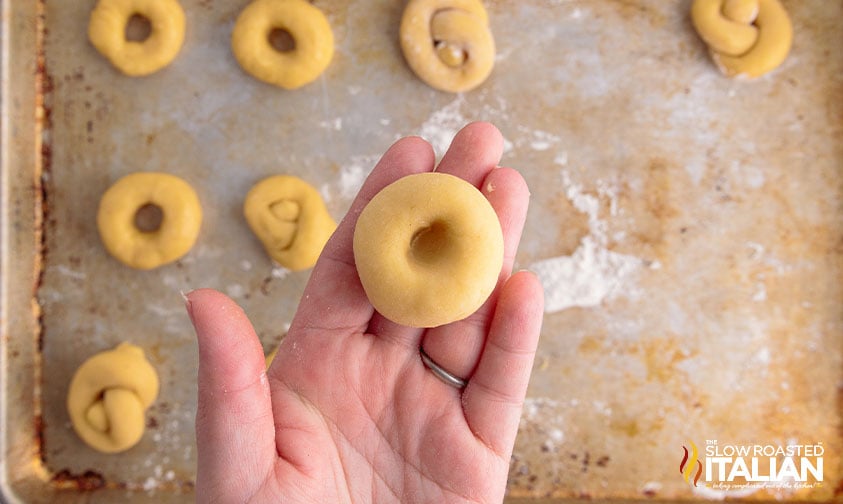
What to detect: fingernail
<box><xmin>182</xmin><ymin>290</ymin><xmax>196</xmax><ymax>324</ymax></box>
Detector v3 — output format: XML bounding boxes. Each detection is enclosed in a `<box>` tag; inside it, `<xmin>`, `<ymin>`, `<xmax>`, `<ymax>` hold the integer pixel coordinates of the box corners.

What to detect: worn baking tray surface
<box><xmin>2</xmin><ymin>0</ymin><xmax>842</xmax><ymax>502</ymax></box>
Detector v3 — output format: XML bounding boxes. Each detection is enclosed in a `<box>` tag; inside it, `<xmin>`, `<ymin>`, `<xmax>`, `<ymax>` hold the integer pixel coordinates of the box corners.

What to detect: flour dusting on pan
<box><xmin>530</xmin><ymin>171</ymin><xmax>645</xmax><ymax>312</ymax></box>
<box><xmin>417</xmin><ymin>97</ymin><xmax>468</xmax><ymax>157</ymax></box>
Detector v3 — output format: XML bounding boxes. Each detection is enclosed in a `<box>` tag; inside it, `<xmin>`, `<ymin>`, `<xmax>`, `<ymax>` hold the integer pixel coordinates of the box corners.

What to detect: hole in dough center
<box><xmin>410</xmin><ymin>220</ymin><xmax>452</xmax><ymax>265</ymax></box>
<box><xmin>134</xmin><ymin>203</ymin><xmax>164</xmax><ymax>233</ymax></box>
<box><xmin>268</xmin><ymin>28</ymin><xmax>296</xmax><ymax>53</ymax></box>
<box><xmin>125</xmin><ymin>13</ymin><xmax>153</xmax><ymax>42</ymax></box>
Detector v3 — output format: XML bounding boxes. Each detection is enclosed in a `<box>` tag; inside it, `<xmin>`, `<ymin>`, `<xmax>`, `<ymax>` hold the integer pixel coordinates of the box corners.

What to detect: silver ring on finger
<box><xmin>420</xmin><ymin>346</ymin><xmax>467</xmax><ymax>389</ymax></box>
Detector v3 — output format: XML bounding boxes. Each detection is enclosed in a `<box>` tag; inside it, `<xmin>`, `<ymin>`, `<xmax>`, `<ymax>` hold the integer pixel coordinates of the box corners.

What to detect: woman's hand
<box><xmin>187</xmin><ymin>122</ymin><xmax>544</xmax><ymax>503</ymax></box>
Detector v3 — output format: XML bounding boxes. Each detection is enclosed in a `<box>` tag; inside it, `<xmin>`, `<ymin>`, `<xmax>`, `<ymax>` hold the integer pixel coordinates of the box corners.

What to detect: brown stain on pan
<box><xmin>33</xmin><ymin>0</ymin><xmax>51</xmax><ymax>472</ymax></box>
<box><xmin>51</xmin><ymin>469</ymin><xmax>107</xmax><ymax>492</ymax></box>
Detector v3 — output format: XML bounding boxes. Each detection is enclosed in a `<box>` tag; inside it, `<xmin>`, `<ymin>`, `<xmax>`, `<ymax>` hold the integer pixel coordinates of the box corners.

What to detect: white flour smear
<box><xmin>416</xmin><ymin>97</ymin><xmax>468</xmax><ymax>157</ymax></box>
<box><xmin>416</xmin><ymin>97</ymin><xmax>518</xmax><ymax>155</ymax></box>
<box><xmin>531</xmin><ymin>236</ymin><xmax>640</xmax><ymax>311</ymax></box>
<box><xmin>338</xmin><ymin>154</ymin><xmax>380</xmax><ymax>200</ymax></box>
<box><xmin>333</xmin><ymin>98</ymin><xmax>473</xmax><ymax>202</ymax></box>
<box><xmin>531</xmin><ymin>171</ymin><xmax>643</xmax><ymax>312</ymax></box>
<box><xmin>326</xmin><ymin>154</ymin><xmax>381</xmax><ymax>204</ymax></box>
<box><xmin>400</xmin><ymin>98</ymin><xmax>645</xmax><ymax>313</ymax></box>
<box><xmin>330</xmin><ymin>99</ymin><xmax>469</xmax><ymax>204</ymax></box>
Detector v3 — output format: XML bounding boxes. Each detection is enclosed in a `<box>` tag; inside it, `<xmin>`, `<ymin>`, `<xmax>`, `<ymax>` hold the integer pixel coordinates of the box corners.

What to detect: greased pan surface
<box><xmin>2</xmin><ymin>0</ymin><xmax>841</xmax><ymax>501</ymax></box>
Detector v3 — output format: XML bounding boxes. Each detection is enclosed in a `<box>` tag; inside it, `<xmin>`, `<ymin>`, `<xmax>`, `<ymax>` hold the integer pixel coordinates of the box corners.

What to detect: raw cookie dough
<box><xmin>244</xmin><ymin>175</ymin><xmax>336</xmax><ymax>270</ymax></box>
<box><xmin>232</xmin><ymin>0</ymin><xmax>334</xmax><ymax>89</ymax></box>
<box><xmin>97</xmin><ymin>172</ymin><xmax>202</xmax><ymax>270</ymax></box>
<box><xmin>265</xmin><ymin>347</ymin><xmax>278</xmax><ymax>368</ymax></box>
<box><xmin>353</xmin><ymin>173</ymin><xmax>504</xmax><ymax>328</ymax></box>
<box><xmin>88</xmin><ymin>0</ymin><xmax>186</xmax><ymax>76</ymax></box>
<box><xmin>691</xmin><ymin>0</ymin><xmax>792</xmax><ymax>78</ymax></box>
<box><xmin>67</xmin><ymin>343</ymin><xmax>159</xmax><ymax>453</ymax></box>
<box><xmin>400</xmin><ymin>0</ymin><xmax>495</xmax><ymax>93</ymax></box>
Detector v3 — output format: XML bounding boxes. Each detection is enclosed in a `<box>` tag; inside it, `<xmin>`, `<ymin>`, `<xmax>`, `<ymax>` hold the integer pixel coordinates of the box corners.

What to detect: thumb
<box><xmin>186</xmin><ymin>289</ymin><xmax>275</xmax><ymax>501</ymax></box>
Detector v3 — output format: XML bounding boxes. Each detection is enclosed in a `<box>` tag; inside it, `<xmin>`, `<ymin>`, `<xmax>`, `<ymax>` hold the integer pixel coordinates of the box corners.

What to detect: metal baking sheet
<box><xmin>2</xmin><ymin>0</ymin><xmax>841</xmax><ymax>502</ymax></box>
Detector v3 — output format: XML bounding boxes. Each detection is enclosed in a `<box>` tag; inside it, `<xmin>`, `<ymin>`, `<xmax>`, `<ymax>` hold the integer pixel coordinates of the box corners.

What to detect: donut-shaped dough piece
<box><xmin>691</xmin><ymin>0</ymin><xmax>792</xmax><ymax>78</ymax></box>
<box><xmin>400</xmin><ymin>0</ymin><xmax>495</xmax><ymax>93</ymax></box>
<box><xmin>244</xmin><ymin>175</ymin><xmax>336</xmax><ymax>270</ymax></box>
<box><xmin>353</xmin><ymin>173</ymin><xmax>504</xmax><ymax>328</ymax></box>
<box><xmin>232</xmin><ymin>0</ymin><xmax>334</xmax><ymax>89</ymax></box>
<box><xmin>97</xmin><ymin>172</ymin><xmax>202</xmax><ymax>270</ymax></box>
<box><xmin>88</xmin><ymin>0</ymin><xmax>186</xmax><ymax>76</ymax></box>
<box><xmin>67</xmin><ymin>343</ymin><xmax>159</xmax><ymax>453</ymax></box>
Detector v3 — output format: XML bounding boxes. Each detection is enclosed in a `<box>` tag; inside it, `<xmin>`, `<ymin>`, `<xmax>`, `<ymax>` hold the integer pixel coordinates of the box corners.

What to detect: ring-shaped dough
<box><xmin>353</xmin><ymin>173</ymin><xmax>504</xmax><ymax>328</ymax></box>
<box><xmin>232</xmin><ymin>0</ymin><xmax>335</xmax><ymax>89</ymax></box>
<box><xmin>400</xmin><ymin>0</ymin><xmax>495</xmax><ymax>93</ymax></box>
<box><xmin>97</xmin><ymin>172</ymin><xmax>202</xmax><ymax>270</ymax></box>
<box><xmin>67</xmin><ymin>343</ymin><xmax>159</xmax><ymax>453</ymax></box>
<box><xmin>244</xmin><ymin>175</ymin><xmax>336</xmax><ymax>270</ymax></box>
<box><xmin>88</xmin><ymin>0</ymin><xmax>186</xmax><ymax>76</ymax></box>
<box><xmin>691</xmin><ymin>0</ymin><xmax>792</xmax><ymax>78</ymax></box>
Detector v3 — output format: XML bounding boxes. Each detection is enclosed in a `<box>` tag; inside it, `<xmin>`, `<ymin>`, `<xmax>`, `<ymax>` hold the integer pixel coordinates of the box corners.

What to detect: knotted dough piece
<box><xmin>244</xmin><ymin>175</ymin><xmax>336</xmax><ymax>270</ymax></box>
<box><xmin>691</xmin><ymin>0</ymin><xmax>792</xmax><ymax>78</ymax></box>
<box><xmin>67</xmin><ymin>343</ymin><xmax>159</xmax><ymax>453</ymax></box>
<box><xmin>400</xmin><ymin>0</ymin><xmax>495</xmax><ymax>92</ymax></box>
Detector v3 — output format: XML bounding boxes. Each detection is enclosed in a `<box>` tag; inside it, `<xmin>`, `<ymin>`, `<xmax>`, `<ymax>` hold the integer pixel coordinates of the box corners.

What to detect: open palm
<box><xmin>186</xmin><ymin>122</ymin><xmax>544</xmax><ymax>503</ymax></box>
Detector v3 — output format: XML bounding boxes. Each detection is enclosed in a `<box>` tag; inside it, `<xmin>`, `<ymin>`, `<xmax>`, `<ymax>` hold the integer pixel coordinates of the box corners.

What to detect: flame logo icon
<box><xmin>680</xmin><ymin>440</ymin><xmax>703</xmax><ymax>487</ymax></box>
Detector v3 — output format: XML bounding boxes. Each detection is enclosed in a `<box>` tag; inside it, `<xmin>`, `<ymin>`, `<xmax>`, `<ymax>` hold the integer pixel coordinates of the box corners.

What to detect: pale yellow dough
<box><xmin>97</xmin><ymin>172</ymin><xmax>202</xmax><ymax>270</ymax></box>
<box><xmin>265</xmin><ymin>347</ymin><xmax>278</xmax><ymax>368</ymax></box>
<box><xmin>244</xmin><ymin>175</ymin><xmax>336</xmax><ymax>271</ymax></box>
<box><xmin>232</xmin><ymin>0</ymin><xmax>334</xmax><ymax>89</ymax></box>
<box><xmin>353</xmin><ymin>173</ymin><xmax>504</xmax><ymax>328</ymax></box>
<box><xmin>691</xmin><ymin>0</ymin><xmax>792</xmax><ymax>78</ymax></box>
<box><xmin>88</xmin><ymin>0</ymin><xmax>186</xmax><ymax>76</ymax></box>
<box><xmin>67</xmin><ymin>343</ymin><xmax>159</xmax><ymax>454</ymax></box>
<box><xmin>400</xmin><ymin>0</ymin><xmax>495</xmax><ymax>93</ymax></box>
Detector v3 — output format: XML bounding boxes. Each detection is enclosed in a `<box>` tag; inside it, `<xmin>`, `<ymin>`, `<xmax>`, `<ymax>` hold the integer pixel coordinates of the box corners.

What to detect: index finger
<box><xmin>290</xmin><ymin>136</ymin><xmax>436</xmax><ymax>336</ymax></box>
